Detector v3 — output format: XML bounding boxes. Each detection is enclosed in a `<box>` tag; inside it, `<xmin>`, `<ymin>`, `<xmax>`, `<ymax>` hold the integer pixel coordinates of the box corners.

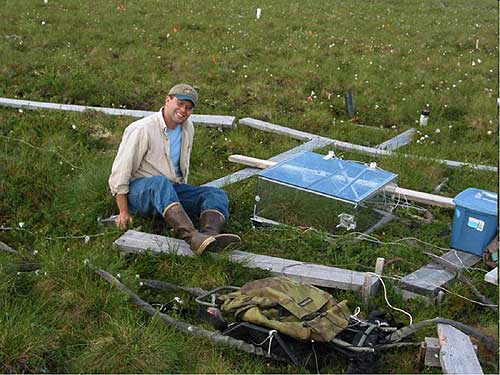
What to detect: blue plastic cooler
<box><xmin>451</xmin><ymin>188</ymin><xmax>498</xmax><ymax>256</ymax></box>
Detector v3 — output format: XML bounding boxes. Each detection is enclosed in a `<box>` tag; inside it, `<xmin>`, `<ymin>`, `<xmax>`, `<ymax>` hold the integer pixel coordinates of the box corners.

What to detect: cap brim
<box><xmin>174</xmin><ymin>94</ymin><xmax>196</xmax><ymax>107</ymax></box>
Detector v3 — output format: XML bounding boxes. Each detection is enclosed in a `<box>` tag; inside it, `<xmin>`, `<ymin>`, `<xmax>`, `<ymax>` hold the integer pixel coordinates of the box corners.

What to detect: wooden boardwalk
<box><xmin>114</xmin><ymin>230</ymin><xmax>380</xmax><ymax>297</ymax></box>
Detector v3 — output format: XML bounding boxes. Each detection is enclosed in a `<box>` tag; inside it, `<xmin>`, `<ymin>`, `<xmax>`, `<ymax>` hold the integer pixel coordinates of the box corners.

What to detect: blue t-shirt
<box><xmin>165</xmin><ymin>125</ymin><xmax>182</xmax><ymax>177</ymax></box>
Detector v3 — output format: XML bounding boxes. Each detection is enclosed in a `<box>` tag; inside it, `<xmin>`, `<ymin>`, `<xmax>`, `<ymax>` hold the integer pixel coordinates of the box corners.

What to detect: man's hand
<box><xmin>115</xmin><ymin>212</ymin><xmax>133</xmax><ymax>230</ymax></box>
<box><xmin>115</xmin><ymin>193</ymin><xmax>132</xmax><ymax>230</ymax></box>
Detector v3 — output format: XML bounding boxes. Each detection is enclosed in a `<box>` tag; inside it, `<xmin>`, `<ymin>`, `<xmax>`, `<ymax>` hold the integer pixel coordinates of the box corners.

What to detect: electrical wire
<box><xmin>367</xmin><ymin>272</ymin><xmax>413</xmax><ymax>325</ymax></box>
<box><xmin>369</xmin><ymin>273</ymin><xmax>497</xmax><ymax>308</ymax></box>
<box><xmin>311</xmin><ymin>340</ymin><xmax>319</xmax><ymax>374</ymax></box>
<box><xmin>0</xmin><ymin>134</ymin><xmax>81</xmax><ymax>170</ymax></box>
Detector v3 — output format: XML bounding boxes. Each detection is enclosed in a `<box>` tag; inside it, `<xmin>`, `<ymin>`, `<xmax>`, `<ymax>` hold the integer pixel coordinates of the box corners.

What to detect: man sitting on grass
<box><xmin>108</xmin><ymin>83</ymin><xmax>240</xmax><ymax>255</ymax></box>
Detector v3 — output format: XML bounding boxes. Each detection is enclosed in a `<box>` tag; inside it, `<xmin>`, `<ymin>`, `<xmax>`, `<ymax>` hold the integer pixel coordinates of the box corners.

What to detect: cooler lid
<box><xmin>454</xmin><ymin>188</ymin><xmax>498</xmax><ymax>216</ymax></box>
<box><xmin>259</xmin><ymin>151</ymin><xmax>398</xmax><ymax>204</ymax></box>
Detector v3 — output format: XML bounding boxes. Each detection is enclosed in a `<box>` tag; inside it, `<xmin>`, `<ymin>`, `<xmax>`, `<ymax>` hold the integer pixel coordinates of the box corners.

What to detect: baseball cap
<box><xmin>168</xmin><ymin>84</ymin><xmax>198</xmax><ymax>108</ymax></box>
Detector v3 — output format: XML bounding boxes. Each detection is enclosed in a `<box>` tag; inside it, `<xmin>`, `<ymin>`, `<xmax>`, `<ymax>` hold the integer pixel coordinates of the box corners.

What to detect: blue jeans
<box><xmin>128</xmin><ymin>176</ymin><xmax>230</xmax><ymax>220</ymax></box>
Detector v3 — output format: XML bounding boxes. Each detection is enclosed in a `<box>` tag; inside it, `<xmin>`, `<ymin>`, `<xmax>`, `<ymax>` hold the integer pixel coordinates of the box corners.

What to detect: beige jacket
<box><xmin>108</xmin><ymin>108</ymin><xmax>194</xmax><ymax>195</ymax></box>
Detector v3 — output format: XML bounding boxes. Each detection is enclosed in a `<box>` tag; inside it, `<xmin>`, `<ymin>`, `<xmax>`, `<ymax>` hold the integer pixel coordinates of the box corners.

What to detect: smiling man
<box><xmin>108</xmin><ymin>84</ymin><xmax>240</xmax><ymax>255</ymax></box>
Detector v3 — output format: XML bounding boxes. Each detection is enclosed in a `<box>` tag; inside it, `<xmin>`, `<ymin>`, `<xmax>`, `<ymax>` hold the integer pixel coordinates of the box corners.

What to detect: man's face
<box><xmin>164</xmin><ymin>96</ymin><xmax>194</xmax><ymax>125</ymax></box>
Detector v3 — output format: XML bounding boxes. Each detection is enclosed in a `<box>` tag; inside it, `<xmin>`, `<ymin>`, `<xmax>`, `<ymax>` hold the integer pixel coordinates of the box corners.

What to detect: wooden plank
<box><xmin>230</xmin><ymin>250</ymin><xmax>380</xmax><ymax>294</ymax></box>
<box><xmin>202</xmin><ymin>167</ymin><xmax>260</xmax><ymax>188</ymax></box>
<box><xmin>399</xmin><ymin>250</ymin><xmax>481</xmax><ymax>299</ymax></box>
<box><xmin>423</xmin><ymin>337</ymin><xmax>478</xmax><ymax>368</ymax></box>
<box><xmin>114</xmin><ymin>230</ymin><xmax>194</xmax><ymax>256</ymax></box>
<box><xmin>0</xmin><ymin>97</ymin><xmax>153</xmax><ymax>117</ymax></box>
<box><xmin>228</xmin><ymin>155</ymin><xmax>274</xmax><ymax>169</ymax></box>
<box><xmin>190</xmin><ymin>114</ymin><xmax>236</xmax><ymax>129</ymax></box>
<box><xmin>332</xmin><ymin>139</ymin><xmax>497</xmax><ymax>172</ymax></box>
<box><xmin>424</xmin><ymin>337</ymin><xmax>442</xmax><ymax>368</ymax></box>
<box><xmin>438</xmin><ymin>324</ymin><xmax>483</xmax><ymax>374</ymax></box>
<box><xmin>98</xmin><ymin>215</ymin><xmax>118</xmax><ymax>227</ymax></box>
<box><xmin>0</xmin><ymin>97</ymin><xmax>236</xmax><ymax>128</ymax></box>
<box><xmin>375</xmin><ymin>257</ymin><xmax>385</xmax><ymax>275</ymax></box>
<box><xmin>0</xmin><ymin>240</ymin><xmax>17</xmax><ymax>254</ymax></box>
<box><xmin>114</xmin><ymin>231</ymin><xmax>380</xmax><ymax>296</ymax></box>
<box><xmin>269</xmin><ymin>136</ymin><xmax>334</xmax><ymax>162</ymax></box>
<box><xmin>376</xmin><ymin>128</ymin><xmax>416</xmax><ymax>151</ymax></box>
<box><xmin>433</xmin><ymin>177</ymin><xmax>449</xmax><ymax>193</ymax></box>
<box><xmin>239</xmin><ymin>118</ymin><xmax>495</xmax><ymax>172</ymax></box>
<box><xmin>239</xmin><ymin>117</ymin><xmax>314</xmax><ymax>141</ymax></box>
<box><xmin>384</xmin><ymin>185</ymin><xmax>455</xmax><ymax>208</ymax></box>
<box><xmin>484</xmin><ymin>267</ymin><xmax>498</xmax><ymax>285</ymax></box>
<box><xmin>228</xmin><ymin>154</ymin><xmax>456</xmax><ymax>209</ymax></box>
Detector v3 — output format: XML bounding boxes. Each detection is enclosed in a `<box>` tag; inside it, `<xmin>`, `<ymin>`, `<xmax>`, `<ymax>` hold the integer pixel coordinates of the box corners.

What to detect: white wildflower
<box><xmin>435</xmin><ymin>129</ymin><xmax>441</xmax><ymax>133</ymax></box>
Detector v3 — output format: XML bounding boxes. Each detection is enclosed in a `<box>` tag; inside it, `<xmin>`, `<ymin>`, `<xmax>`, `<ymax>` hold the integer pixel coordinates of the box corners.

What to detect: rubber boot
<box><xmin>199</xmin><ymin>210</ymin><xmax>241</xmax><ymax>249</ymax></box>
<box><xmin>163</xmin><ymin>203</ymin><xmax>216</xmax><ymax>256</ymax></box>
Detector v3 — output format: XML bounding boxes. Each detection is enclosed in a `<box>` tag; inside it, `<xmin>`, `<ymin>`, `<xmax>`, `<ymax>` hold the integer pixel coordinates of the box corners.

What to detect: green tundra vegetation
<box><xmin>0</xmin><ymin>0</ymin><xmax>498</xmax><ymax>373</ymax></box>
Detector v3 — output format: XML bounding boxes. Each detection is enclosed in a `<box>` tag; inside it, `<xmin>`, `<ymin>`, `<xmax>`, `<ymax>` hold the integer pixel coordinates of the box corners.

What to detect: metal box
<box><xmin>252</xmin><ymin>151</ymin><xmax>398</xmax><ymax>234</ymax></box>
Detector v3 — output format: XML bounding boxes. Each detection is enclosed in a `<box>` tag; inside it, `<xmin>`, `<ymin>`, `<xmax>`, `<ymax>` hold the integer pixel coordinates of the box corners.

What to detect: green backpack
<box><xmin>219</xmin><ymin>276</ymin><xmax>351</xmax><ymax>342</ymax></box>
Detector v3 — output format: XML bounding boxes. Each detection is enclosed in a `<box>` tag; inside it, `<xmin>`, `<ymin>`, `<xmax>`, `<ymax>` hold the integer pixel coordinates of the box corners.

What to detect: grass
<box><xmin>0</xmin><ymin>0</ymin><xmax>498</xmax><ymax>373</ymax></box>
